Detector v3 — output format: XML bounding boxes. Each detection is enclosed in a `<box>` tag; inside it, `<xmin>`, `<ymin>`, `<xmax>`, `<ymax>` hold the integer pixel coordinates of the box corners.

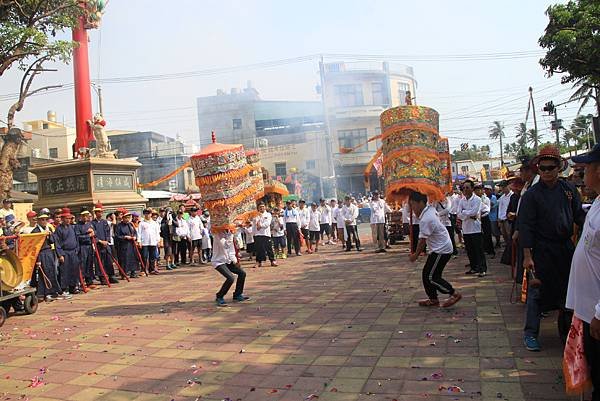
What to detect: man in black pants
<box><xmin>342</xmin><ymin>196</ymin><xmax>362</xmax><ymax>252</ymax></box>
<box><xmin>283</xmin><ymin>201</ymin><xmax>301</xmax><ymax>256</ymax></box>
<box><xmin>458</xmin><ymin>180</ymin><xmax>487</xmax><ymax>277</ymax></box>
<box><xmin>409</xmin><ymin>191</ymin><xmax>462</xmax><ymax>308</ymax></box>
<box><xmin>212</xmin><ymin>230</ymin><xmax>250</xmax><ymax>307</ymax></box>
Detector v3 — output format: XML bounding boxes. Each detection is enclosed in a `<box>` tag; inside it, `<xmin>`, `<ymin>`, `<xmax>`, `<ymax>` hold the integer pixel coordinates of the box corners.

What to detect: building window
<box><xmin>232</xmin><ymin>118</ymin><xmax>242</xmax><ymax>129</ymax></box>
<box><xmin>372</xmin><ymin>82</ymin><xmax>387</xmax><ymax>105</ymax></box>
<box><xmin>338</xmin><ymin>129</ymin><xmax>368</xmax><ymax>151</ymax></box>
<box><xmin>306</xmin><ymin>160</ymin><xmax>316</xmax><ymax>170</ymax></box>
<box><xmin>334</xmin><ymin>84</ymin><xmax>363</xmax><ymax>107</ymax></box>
<box><xmin>275</xmin><ymin>162</ymin><xmax>287</xmax><ymax>177</ymax></box>
<box><xmin>42</xmin><ymin>123</ymin><xmax>49</xmax><ymax>129</ymax></box>
<box><xmin>398</xmin><ymin>82</ymin><xmax>411</xmax><ymax>105</ymax></box>
<box><xmin>460</xmin><ymin>166</ymin><xmax>469</xmax><ymax>174</ymax></box>
<box><xmin>49</xmin><ymin>147</ymin><xmax>58</xmax><ymax>158</ymax></box>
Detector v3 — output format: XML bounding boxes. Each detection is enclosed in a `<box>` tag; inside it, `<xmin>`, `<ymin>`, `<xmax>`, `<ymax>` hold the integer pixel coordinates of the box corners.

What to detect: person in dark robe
<box><xmin>32</xmin><ymin>212</ymin><xmax>70</xmax><ymax>301</ymax></box>
<box><xmin>115</xmin><ymin>211</ymin><xmax>140</xmax><ymax>278</ymax></box>
<box><xmin>500</xmin><ymin>177</ymin><xmax>523</xmax><ymax>267</ymax></box>
<box><xmin>519</xmin><ymin>145</ymin><xmax>586</xmax><ymax>352</ymax></box>
<box><xmin>53</xmin><ymin>208</ymin><xmax>81</xmax><ymax>295</ymax></box>
<box><xmin>76</xmin><ymin>210</ymin><xmax>95</xmax><ymax>287</ymax></box>
<box><xmin>92</xmin><ymin>203</ymin><xmax>119</xmax><ymax>284</ymax></box>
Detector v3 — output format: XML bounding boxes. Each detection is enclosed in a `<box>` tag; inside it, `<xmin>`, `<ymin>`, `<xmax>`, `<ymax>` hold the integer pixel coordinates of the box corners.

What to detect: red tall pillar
<box><xmin>72</xmin><ymin>17</ymin><xmax>93</xmax><ymax>158</ymax></box>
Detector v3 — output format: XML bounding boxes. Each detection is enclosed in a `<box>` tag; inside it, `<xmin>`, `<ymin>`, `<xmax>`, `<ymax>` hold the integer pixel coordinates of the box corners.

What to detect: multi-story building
<box><xmin>320</xmin><ymin>61</ymin><xmax>417</xmax><ymax>195</ymax></box>
<box><xmin>21</xmin><ymin>111</ymin><xmax>77</xmax><ymax>160</ymax></box>
<box><xmin>197</xmin><ymin>85</ymin><xmax>332</xmax><ymax>200</ymax></box>
<box><xmin>451</xmin><ymin>157</ymin><xmax>517</xmax><ymax>181</ymax></box>
<box><xmin>106</xmin><ymin>130</ymin><xmax>196</xmax><ymax>193</ymax></box>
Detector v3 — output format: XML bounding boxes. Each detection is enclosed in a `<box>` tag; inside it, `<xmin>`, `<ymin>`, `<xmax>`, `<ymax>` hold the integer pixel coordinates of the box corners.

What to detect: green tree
<box><xmin>0</xmin><ymin>1</ymin><xmax>84</xmax><ymax>198</ymax></box>
<box><xmin>570</xmin><ymin>114</ymin><xmax>593</xmax><ymax>150</ymax></box>
<box><xmin>539</xmin><ymin>0</ymin><xmax>600</xmax><ymax>116</ymax></box>
<box><xmin>488</xmin><ymin>121</ymin><xmax>505</xmax><ymax>165</ymax></box>
<box><xmin>562</xmin><ymin>129</ymin><xmax>578</xmax><ymax>156</ymax></box>
<box><xmin>515</xmin><ymin>123</ymin><xmax>529</xmax><ymax>152</ymax></box>
<box><xmin>527</xmin><ymin>129</ymin><xmax>542</xmax><ymax>151</ymax></box>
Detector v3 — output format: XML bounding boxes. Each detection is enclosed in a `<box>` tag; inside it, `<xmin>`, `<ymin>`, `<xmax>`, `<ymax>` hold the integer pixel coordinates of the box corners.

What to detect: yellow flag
<box><xmin>500</xmin><ymin>165</ymin><xmax>509</xmax><ymax>179</ymax></box>
<box><xmin>480</xmin><ymin>167</ymin><xmax>488</xmax><ymax>182</ymax></box>
<box><xmin>18</xmin><ymin>233</ymin><xmax>48</xmax><ymax>284</ymax></box>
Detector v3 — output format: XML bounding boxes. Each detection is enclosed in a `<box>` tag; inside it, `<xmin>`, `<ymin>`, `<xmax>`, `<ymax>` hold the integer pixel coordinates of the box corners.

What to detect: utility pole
<box><xmin>529</xmin><ymin>87</ymin><xmax>539</xmax><ymax>151</ymax></box>
<box><xmin>544</xmin><ymin>101</ymin><xmax>562</xmax><ymax>147</ymax></box>
<box><xmin>97</xmin><ymin>85</ymin><xmax>104</xmax><ymax>116</ymax></box>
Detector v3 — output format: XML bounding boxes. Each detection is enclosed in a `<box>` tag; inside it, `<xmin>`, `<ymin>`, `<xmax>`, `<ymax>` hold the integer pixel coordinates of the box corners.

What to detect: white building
<box><xmin>320</xmin><ymin>61</ymin><xmax>417</xmax><ymax>195</ymax></box>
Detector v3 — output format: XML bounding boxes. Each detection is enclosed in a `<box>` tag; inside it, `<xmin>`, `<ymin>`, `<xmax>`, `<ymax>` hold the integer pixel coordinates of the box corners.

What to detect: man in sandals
<box><xmin>408</xmin><ymin>191</ymin><xmax>462</xmax><ymax>308</ymax></box>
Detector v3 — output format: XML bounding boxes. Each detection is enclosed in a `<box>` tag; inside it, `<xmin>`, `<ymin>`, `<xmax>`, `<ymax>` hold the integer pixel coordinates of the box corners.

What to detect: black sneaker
<box><xmin>465</xmin><ymin>270</ymin><xmax>478</xmax><ymax>275</ymax></box>
<box><xmin>109</xmin><ymin>276</ymin><xmax>119</xmax><ymax>284</ymax></box>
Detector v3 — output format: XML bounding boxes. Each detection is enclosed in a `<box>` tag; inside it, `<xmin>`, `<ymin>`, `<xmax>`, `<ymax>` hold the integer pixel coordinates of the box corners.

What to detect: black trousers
<box><xmin>175</xmin><ymin>240</ymin><xmax>188</xmax><ymax>264</ymax></box>
<box><xmin>481</xmin><ymin>215</ymin><xmax>495</xmax><ymax>256</ymax></box>
<box><xmin>584</xmin><ymin>321</ymin><xmax>600</xmax><ymax>401</ymax></box>
<box><xmin>254</xmin><ymin>235</ymin><xmax>275</xmax><ymax>262</ymax></box>
<box><xmin>285</xmin><ymin>222</ymin><xmax>300</xmax><ymax>254</ymax></box>
<box><xmin>422</xmin><ymin>252</ymin><xmax>454</xmax><ymax>299</ymax></box>
<box><xmin>463</xmin><ymin>232</ymin><xmax>487</xmax><ymax>273</ymax></box>
<box><xmin>215</xmin><ymin>263</ymin><xmax>246</xmax><ymax>299</ymax></box>
<box><xmin>411</xmin><ymin>224</ymin><xmax>420</xmax><ymax>253</ymax></box>
<box><xmin>345</xmin><ymin>224</ymin><xmax>361</xmax><ymax>250</ymax></box>
<box><xmin>445</xmin><ymin>226</ymin><xmax>457</xmax><ymax>255</ymax></box>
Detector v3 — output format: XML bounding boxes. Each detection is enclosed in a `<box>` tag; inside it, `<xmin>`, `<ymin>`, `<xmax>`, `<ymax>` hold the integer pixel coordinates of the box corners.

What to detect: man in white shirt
<box><xmin>475</xmin><ymin>184</ymin><xmax>495</xmax><ymax>258</ymax></box>
<box><xmin>330</xmin><ymin>199</ymin><xmax>339</xmax><ymax>244</ymax></box>
<box><xmin>298</xmin><ymin>200</ymin><xmax>310</xmax><ymax>252</ymax></box>
<box><xmin>335</xmin><ymin>199</ymin><xmax>346</xmax><ymax>248</ymax></box>
<box><xmin>458</xmin><ymin>180</ymin><xmax>487</xmax><ymax>277</ymax></box>
<box><xmin>174</xmin><ymin>211</ymin><xmax>190</xmax><ymax>265</ymax></box>
<box><xmin>566</xmin><ymin>144</ymin><xmax>600</xmax><ymax>398</ymax></box>
<box><xmin>212</xmin><ymin>230</ymin><xmax>249</xmax><ymax>307</ymax></box>
<box><xmin>369</xmin><ymin>191</ymin><xmax>391</xmax><ymax>252</ymax></box>
<box><xmin>19</xmin><ymin>211</ymin><xmax>38</xmax><ymax>234</ymax></box>
<box><xmin>497</xmin><ymin>182</ymin><xmax>513</xmax><ymax>246</ymax></box>
<box><xmin>319</xmin><ymin>199</ymin><xmax>333</xmax><ymax>245</ymax></box>
<box><xmin>409</xmin><ymin>191</ymin><xmax>462</xmax><ymax>308</ymax></box>
<box><xmin>0</xmin><ymin>199</ymin><xmax>15</xmax><ymax>220</ymax></box>
<box><xmin>138</xmin><ymin>209</ymin><xmax>162</xmax><ymax>274</ymax></box>
<box><xmin>308</xmin><ymin>202</ymin><xmax>322</xmax><ymax>253</ymax></box>
<box><xmin>253</xmin><ymin>203</ymin><xmax>277</xmax><ymax>268</ymax></box>
<box><xmin>436</xmin><ymin>195</ymin><xmax>457</xmax><ymax>255</ymax></box>
<box><xmin>283</xmin><ymin>201</ymin><xmax>301</xmax><ymax>256</ymax></box>
<box><xmin>187</xmin><ymin>207</ymin><xmax>205</xmax><ymax>265</ymax></box>
<box><xmin>342</xmin><ymin>196</ymin><xmax>362</xmax><ymax>252</ymax></box>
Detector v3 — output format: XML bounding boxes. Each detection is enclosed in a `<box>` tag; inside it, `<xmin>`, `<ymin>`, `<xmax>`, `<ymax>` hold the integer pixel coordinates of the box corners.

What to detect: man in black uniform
<box><xmin>92</xmin><ymin>203</ymin><xmax>119</xmax><ymax>284</ymax></box>
<box><xmin>519</xmin><ymin>145</ymin><xmax>586</xmax><ymax>351</ymax></box>
<box><xmin>31</xmin><ymin>212</ymin><xmax>68</xmax><ymax>301</ymax></box>
<box><xmin>53</xmin><ymin>208</ymin><xmax>81</xmax><ymax>295</ymax></box>
<box><xmin>76</xmin><ymin>210</ymin><xmax>95</xmax><ymax>287</ymax></box>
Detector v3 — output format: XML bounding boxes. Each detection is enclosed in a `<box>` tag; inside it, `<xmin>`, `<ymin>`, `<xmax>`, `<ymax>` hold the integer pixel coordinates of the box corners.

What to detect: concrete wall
<box><xmin>21</xmin><ymin>120</ymin><xmax>76</xmax><ymax>160</ymax></box>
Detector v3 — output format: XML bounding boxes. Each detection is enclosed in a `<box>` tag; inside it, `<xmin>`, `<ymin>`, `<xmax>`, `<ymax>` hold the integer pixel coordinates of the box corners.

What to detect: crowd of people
<box><xmin>2</xmin><ymin>142</ymin><xmax>600</xmax><ymax>399</ymax></box>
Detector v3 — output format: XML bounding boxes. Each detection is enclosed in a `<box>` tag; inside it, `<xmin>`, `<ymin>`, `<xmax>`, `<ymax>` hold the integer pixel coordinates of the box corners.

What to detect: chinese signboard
<box><xmin>260</xmin><ymin>144</ymin><xmax>298</xmax><ymax>159</ymax></box>
<box><xmin>93</xmin><ymin>174</ymin><xmax>134</xmax><ymax>191</ymax></box>
<box><xmin>41</xmin><ymin>175</ymin><xmax>89</xmax><ymax>196</ymax></box>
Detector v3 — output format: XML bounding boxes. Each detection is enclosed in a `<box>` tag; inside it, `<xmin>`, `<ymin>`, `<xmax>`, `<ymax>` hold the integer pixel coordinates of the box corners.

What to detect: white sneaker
<box><xmin>60</xmin><ymin>292</ymin><xmax>73</xmax><ymax>300</ymax></box>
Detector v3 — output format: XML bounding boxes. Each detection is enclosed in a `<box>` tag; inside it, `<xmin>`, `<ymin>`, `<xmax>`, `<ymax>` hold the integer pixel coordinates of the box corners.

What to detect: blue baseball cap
<box><xmin>572</xmin><ymin>144</ymin><xmax>600</xmax><ymax>164</ymax></box>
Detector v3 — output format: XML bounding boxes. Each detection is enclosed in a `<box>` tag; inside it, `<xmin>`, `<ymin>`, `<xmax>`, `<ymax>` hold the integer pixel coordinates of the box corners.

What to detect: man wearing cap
<box><xmin>54</xmin><ymin>208</ymin><xmax>81</xmax><ymax>295</ymax></box>
<box><xmin>92</xmin><ymin>203</ymin><xmax>119</xmax><ymax>284</ymax></box>
<box><xmin>115</xmin><ymin>211</ymin><xmax>140</xmax><ymax>278</ymax></box>
<box><xmin>370</xmin><ymin>191</ymin><xmax>391</xmax><ymax>253</ymax></box>
<box><xmin>31</xmin><ymin>211</ymin><xmax>66</xmax><ymax>301</ymax></box>
<box><xmin>76</xmin><ymin>210</ymin><xmax>96</xmax><ymax>287</ymax></box>
<box><xmin>319</xmin><ymin>198</ymin><xmax>333</xmax><ymax>245</ymax></box>
<box><xmin>20</xmin><ymin>211</ymin><xmax>38</xmax><ymax>234</ymax></box>
<box><xmin>342</xmin><ymin>195</ymin><xmax>362</xmax><ymax>252</ymax></box>
<box><xmin>566</xmin><ymin>144</ymin><xmax>600</xmax><ymax>398</ymax></box>
<box><xmin>0</xmin><ymin>199</ymin><xmax>15</xmax><ymax>219</ymax></box>
<box><xmin>519</xmin><ymin>145</ymin><xmax>586</xmax><ymax>351</ymax></box>
<box><xmin>330</xmin><ymin>199</ymin><xmax>339</xmax><ymax>244</ymax></box>
<box><xmin>283</xmin><ymin>201</ymin><xmax>301</xmax><ymax>256</ymax></box>
<box><xmin>138</xmin><ymin>208</ymin><xmax>161</xmax><ymax>274</ymax></box>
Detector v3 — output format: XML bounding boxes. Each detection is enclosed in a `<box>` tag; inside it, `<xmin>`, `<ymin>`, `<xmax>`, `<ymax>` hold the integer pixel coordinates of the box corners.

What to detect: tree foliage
<box><xmin>539</xmin><ymin>0</ymin><xmax>600</xmax><ymax>85</ymax></box>
<box><xmin>451</xmin><ymin>144</ymin><xmax>490</xmax><ymax>162</ymax></box>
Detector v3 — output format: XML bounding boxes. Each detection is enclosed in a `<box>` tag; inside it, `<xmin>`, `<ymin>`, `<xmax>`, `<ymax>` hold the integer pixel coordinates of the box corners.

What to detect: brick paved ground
<box><xmin>0</xmin><ymin>229</ymin><xmax>577</xmax><ymax>401</ymax></box>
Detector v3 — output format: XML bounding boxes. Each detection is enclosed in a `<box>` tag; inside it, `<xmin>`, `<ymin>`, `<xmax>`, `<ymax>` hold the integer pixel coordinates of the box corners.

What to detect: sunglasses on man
<box><xmin>538</xmin><ymin>164</ymin><xmax>558</xmax><ymax>172</ymax></box>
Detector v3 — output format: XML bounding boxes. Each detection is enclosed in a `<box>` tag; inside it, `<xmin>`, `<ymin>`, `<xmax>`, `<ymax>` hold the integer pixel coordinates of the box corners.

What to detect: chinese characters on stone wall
<box><xmin>93</xmin><ymin>174</ymin><xmax>134</xmax><ymax>191</ymax></box>
<box><xmin>41</xmin><ymin>175</ymin><xmax>89</xmax><ymax>196</ymax></box>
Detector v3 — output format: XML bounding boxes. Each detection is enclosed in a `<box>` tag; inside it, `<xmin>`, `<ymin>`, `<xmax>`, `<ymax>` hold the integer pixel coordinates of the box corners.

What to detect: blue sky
<box><xmin>0</xmin><ymin>0</ymin><xmax>591</xmax><ymax>153</ymax></box>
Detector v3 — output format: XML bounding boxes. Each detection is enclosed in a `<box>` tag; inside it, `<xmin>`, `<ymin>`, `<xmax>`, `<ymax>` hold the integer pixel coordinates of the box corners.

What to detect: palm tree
<box><xmin>489</xmin><ymin>121</ymin><xmax>506</xmax><ymax>165</ymax></box>
<box><xmin>562</xmin><ymin>130</ymin><xmax>577</xmax><ymax>156</ymax></box>
<box><xmin>571</xmin><ymin>114</ymin><xmax>592</xmax><ymax>150</ymax></box>
<box><xmin>527</xmin><ymin>129</ymin><xmax>541</xmax><ymax>151</ymax></box>
<box><xmin>570</xmin><ymin>78</ymin><xmax>600</xmax><ymax>117</ymax></box>
<box><xmin>515</xmin><ymin>122</ymin><xmax>528</xmax><ymax>153</ymax></box>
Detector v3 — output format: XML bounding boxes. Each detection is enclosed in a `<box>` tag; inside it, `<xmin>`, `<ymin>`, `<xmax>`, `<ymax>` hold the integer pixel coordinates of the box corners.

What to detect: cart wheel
<box><xmin>24</xmin><ymin>294</ymin><xmax>38</xmax><ymax>315</ymax></box>
<box><xmin>0</xmin><ymin>307</ymin><xmax>6</xmax><ymax>327</ymax></box>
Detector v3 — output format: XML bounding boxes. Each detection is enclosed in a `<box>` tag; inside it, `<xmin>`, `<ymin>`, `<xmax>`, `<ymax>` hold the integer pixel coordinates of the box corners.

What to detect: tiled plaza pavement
<box><xmin>1</xmin><ymin>231</ymin><xmax>576</xmax><ymax>401</ymax></box>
